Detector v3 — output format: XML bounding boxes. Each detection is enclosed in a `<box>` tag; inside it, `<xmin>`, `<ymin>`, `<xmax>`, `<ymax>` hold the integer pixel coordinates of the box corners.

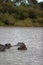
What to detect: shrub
<box><xmin>37</xmin><ymin>18</ymin><xmax>43</xmax><ymax>24</ymax></box>
<box><xmin>28</xmin><ymin>9</ymin><xmax>37</xmax><ymax>19</ymax></box>
<box><xmin>38</xmin><ymin>2</ymin><xmax>43</xmax><ymax>10</ymax></box>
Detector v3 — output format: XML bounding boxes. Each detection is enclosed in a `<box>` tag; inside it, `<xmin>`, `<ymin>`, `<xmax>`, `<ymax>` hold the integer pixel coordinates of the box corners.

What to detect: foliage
<box><xmin>28</xmin><ymin>0</ymin><xmax>37</xmax><ymax>4</ymax></box>
<box><xmin>0</xmin><ymin>1</ymin><xmax>43</xmax><ymax>27</ymax></box>
<box><xmin>0</xmin><ymin>0</ymin><xmax>4</xmax><ymax>3</ymax></box>
<box><xmin>38</xmin><ymin>2</ymin><xmax>43</xmax><ymax>10</ymax></box>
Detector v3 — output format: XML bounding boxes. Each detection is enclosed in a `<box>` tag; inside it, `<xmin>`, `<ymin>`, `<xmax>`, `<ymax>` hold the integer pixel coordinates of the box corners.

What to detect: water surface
<box><xmin>0</xmin><ymin>27</ymin><xmax>43</xmax><ymax>65</ymax></box>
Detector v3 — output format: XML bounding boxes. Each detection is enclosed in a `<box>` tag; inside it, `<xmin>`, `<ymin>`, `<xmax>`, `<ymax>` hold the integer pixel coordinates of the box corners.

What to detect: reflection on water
<box><xmin>0</xmin><ymin>27</ymin><xmax>43</xmax><ymax>65</ymax></box>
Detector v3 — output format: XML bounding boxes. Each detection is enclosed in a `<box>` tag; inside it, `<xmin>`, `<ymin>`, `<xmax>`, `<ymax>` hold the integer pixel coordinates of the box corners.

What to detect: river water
<box><xmin>0</xmin><ymin>27</ymin><xmax>43</xmax><ymax>65</ymax></box>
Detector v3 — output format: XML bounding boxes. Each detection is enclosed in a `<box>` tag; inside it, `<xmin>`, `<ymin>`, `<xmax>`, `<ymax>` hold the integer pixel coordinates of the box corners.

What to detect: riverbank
<box><xmin>0</xmin><ymin>2</ymin><xmax>43</xmax><ymax>27</ymax></box>
<box><xmin>0</xmin><ymin>19</ymin><xmax>43</xmax><ymax>27</ymax></box>
<box><xmin>0</xmin><ymin>18</ymin><xmax>43</xmax><ymax>27</ymax></box>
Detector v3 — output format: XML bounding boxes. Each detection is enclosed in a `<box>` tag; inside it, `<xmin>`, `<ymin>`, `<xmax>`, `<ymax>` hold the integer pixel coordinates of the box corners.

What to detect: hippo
<box><xmin>17</xmin><ymin>42</ymin><xmax>27</xmax><ymax>50</ymax></box>
<box><xmin>0</xmin><ymin>44</ymin><xmax>5</xmax><ymax>51</ymax></box>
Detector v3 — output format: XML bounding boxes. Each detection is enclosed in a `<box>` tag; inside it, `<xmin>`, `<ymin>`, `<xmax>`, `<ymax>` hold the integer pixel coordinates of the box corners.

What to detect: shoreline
<box><xmin>0</xmin><ymin>26</ymin><xmax>43</xmax><ymax>27</ymax></box>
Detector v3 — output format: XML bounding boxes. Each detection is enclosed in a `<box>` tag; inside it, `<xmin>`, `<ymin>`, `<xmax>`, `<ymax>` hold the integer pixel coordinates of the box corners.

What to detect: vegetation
<box><xmin>28</xmin><ymin>0</ymin><xmax>37</xmax><ymax>4</ymax></box>
<box><xmin>0</xmin><ymin>1</ymin><xmax>43</xmax><ymax>27</ymax></box>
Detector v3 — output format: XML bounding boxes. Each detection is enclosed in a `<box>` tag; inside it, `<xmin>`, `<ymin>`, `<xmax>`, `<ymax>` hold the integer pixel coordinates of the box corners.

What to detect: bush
<box><xmin>38</xmin><ymin>2</ymin><xmax>43</xmax><ymax>10</ymax></box>
<box><xmin>37</xmin><ymin>11</ymin><xmax>43</xmax><ymax>18</ymax></box>
<box><xmin>37</xmin><ymin>18</ymin><xmax>43</xmax><ymax>24</ymax></box>
<box><xmin>0</xmin><ymin>2</ymin><xmax>43</xmax><ymax>27</ymax></box>
<box><xmin>28</xmin><ymin>9</ymin><xmax>37</xmax><ymax>19</ymax></box>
